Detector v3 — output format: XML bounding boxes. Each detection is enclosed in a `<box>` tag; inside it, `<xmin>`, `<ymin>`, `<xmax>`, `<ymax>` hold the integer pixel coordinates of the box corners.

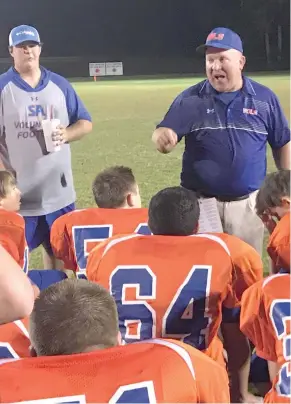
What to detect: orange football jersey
<box><xmin>240</xmin><ymin>274</ymin><xmax>291</xmax><ymax>403</ymax></box>
<box><xmin>0</xmin><ymin>338</ymin><xmax>230</xmax><ymax>403</ymax></box>
<box><xmin>213</xmin><ymin>232</ymin><xmax>264</xmax><ymax>300</ymax></box>
<box><xmin>267</xmin><ymin>212</ymin><xmax>290</xmax><ymax>272</ymax></box>
<box><xmin>204</xmin><ymin>335</ymin><xmax>225</xmax><ymax>368</ymax></box>
<box><xmin>87</xmin><ymin>233</ymin><xmax>263</xmax><ymax>355</ymax></box>
<box><xmin>0</xmin><ymin>210</ymin><xmax>28</xmax><ymax>273</ymax></box>
<box><xmin>0</xmin><ymin>317</ymin><xmax>30</xmax><ymax>359</ymax></box>
<box><xmin>50</xmin><ymin>207</ymin><xmax>149</xmax><ymax>273</ymax></box>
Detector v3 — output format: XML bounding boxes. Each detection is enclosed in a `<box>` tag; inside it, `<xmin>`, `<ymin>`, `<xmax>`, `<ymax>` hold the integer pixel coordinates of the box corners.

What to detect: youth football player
<box><xmin>241</xmin><ymin>272</ymin><xmax>290</xmax><ymax>403</ymax></box>
<box><xmin>0</xmin><ymin>170</ymin><xmax>27</xmax><ymax>272</ymax></box>
<box><xmin>50</xmin><ymin>166</ymin><xmax>149</xmax><ymax>277</ymax></box>
<box><xmin>256</xmin><ymin>169</ymin><xmax>290</xmax><ymax>273</ymax></box>
<box><xmin>87</xmin><ymin>186</ymin><xmax>264</xmax><ymax>403</ymax></box>
<box><xmin>240</xmin><ymin>170</ymin><xmax>290</xmax><ymax>402</ymax></box>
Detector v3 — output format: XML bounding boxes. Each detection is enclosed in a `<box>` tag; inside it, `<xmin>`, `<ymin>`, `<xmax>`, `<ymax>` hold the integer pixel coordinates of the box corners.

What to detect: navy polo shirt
<box><xmin>158</xmin><ymin>77</ymin><xmax>290</xmax><ymax>197</ymax></box>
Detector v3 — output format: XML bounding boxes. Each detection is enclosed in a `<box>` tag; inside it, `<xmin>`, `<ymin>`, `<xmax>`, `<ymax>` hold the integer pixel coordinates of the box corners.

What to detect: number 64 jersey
<box><xmin>240</xmin><ymin>273</ymin><xmax>291</xmax><ymax>403</ymax></box>
<box><xmin>87</xmin><ymin>233</ymin><xmax>263</xmax><ymax>355</ymax></box>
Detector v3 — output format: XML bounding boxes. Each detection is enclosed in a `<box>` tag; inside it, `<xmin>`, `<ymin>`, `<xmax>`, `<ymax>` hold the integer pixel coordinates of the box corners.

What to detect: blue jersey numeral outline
<box><xmin>270</xmin><ymin>299</ymin><xmax>291</xmax><ymax>398</ymax></box>
<box><xmin>73</xmin><ymin>223</ymin><xmax>150</xmax><ymax>277</ymax></box>
<box><xmin>110</xmin><ymin>265</ymin><xmax>211</xmax><ymax>349</ymax></box>
<box><xmin>12</xmin><ymin>381</ymin><xmax>156</xmax><ymax>403</ymax></box>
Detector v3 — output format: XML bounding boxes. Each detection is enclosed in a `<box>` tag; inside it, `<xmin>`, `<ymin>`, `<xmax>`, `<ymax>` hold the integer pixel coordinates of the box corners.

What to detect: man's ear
<box><xmin>239</xmin><ymin>54</ymin><xmax>246</xmax><ymax>70</ymax></box>
<box><xmin>8</xmin><ymin>46</ymin><xmax>13</xmax><ymax>57</ymax></box>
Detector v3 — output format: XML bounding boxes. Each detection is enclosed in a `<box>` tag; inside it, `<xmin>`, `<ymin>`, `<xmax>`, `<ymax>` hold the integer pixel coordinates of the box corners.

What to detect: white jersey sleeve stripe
<box><xmin>102</xmin><ymin>233</ymin><xmax>231</xmax><ymax>258</ymax></box>
<box><xmin>263</xmin><ymin>273</ymin><xmax>290</xmax><ymax>288</ymax></box>
<box><xmin>148</xmin><ymin>338</ymin><xmax>196</xmax><ymax>379</ymax></box>
<box><xmin>102</xmin><ymin>234</ymin><xmax>140</xmax><ymax>257</ymax></box>
<box><xmin>192</xmin><ymin>233</ymin><xmax>231</xmax><ymax>255</ymax></box>
<box><xmin>14</xmin><ymin>320</ymin><xmax>30</xmax><ymax>339</ymax></box>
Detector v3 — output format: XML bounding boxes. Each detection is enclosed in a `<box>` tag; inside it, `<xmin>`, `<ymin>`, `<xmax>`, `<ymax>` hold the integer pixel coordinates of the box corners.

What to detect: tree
<box><xmin>240</xmin><ymin>0</ymin><xmax>289</xmax><ymax>66</ymax></box>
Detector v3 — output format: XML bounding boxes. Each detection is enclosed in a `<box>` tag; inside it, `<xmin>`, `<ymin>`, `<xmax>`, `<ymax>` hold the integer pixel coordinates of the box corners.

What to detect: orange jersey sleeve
<box><xmin>241</xmin><ymin>274</ymin><xmax>291</xmax><ymax>402</ymax></box>
<box><xmin>87</xmin><ymin>233</ymin><xmax>236</xmax><ymax>359</ymax></box>
<box><xmin>0</xmin><ymin>210</ymin><xmax>28</xmax><ymax>273</ymax></box>
<box><xmin>0</xmin><ymin>338</ymin><xmax>229</xmax><ymax>403</ymax></box>
<box><xmin>166</xmin><ymin>339</ymin><xmax>230</xmax><ymax>403</ymax></box>
<box><xmin>50</xmin><ymin>212</ymin><xmax>75</xmax><ymax>270</ymax></box>
<box><xmin>50</xmin><ymin>208</ymin><xmax>149</xmax><ymax>272</ymax></box>
<box><xmin>203</xmin><ymin>335</ymin><xmax>225</xmax><ymax>368</ymax></box>
<box><xmin>216</xmin><ymin>233</ymin><xmax>264</xmax><ymax>303</ymax></box>
<box><xmin>240</xmin><ymin>274</ymin><xmax>290</xmax><ymax>364</ymax></box>
<box><xmin>267</xmin><ymin>212</ymin><xmax>290</xmax><ymax>272</ymax></box>
<box><xmin>0</xmin><ymin>236</ymin><xmax>19</xmax><ymax>265</ymax></box>
<box><xmin>0</xmin><ymin>317</ymin><xmax>30</xmax><ymax>359</ymax></box>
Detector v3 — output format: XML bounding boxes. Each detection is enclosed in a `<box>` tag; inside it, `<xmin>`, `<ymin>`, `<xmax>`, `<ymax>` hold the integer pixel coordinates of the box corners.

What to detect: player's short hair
<box><xmin>29</xmin><ymin>279</ymin><xmax>119</xmax><ymax>356</ymax></box>
<box><xmin>256</xmin><ymin>170</ymin><xmax>290</xmax><ymax>216</ymax></box>
<box><xmin>0</xmin><ymin>170</ymin><xmax>16</xmax><ymax>200</ymax></box>
<box><xmin>92</xmin><ymin>166</ymin><xmax>137</xmax><ymax>208</ymax></box>
<box><xmin>148</xmin><ymin>186</ymin><xmax>200</xmax><ymax>236</ymax></box>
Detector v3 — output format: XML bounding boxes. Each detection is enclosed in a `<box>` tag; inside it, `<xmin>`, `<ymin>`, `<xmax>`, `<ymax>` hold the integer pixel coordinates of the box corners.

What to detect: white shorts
<box><xmin>216</xmin><ymin>190</ymin><xmax>265</xmax><ymax>255</ymax></box>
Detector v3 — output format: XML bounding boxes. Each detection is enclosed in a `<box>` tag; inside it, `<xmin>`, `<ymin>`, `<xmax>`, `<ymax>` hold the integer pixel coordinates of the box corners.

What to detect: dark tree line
<box><xmin>0</xmin><ymin>0</ymin><xmax>289</xmax><ymax>71</ymax></box>
<box><xmin>238</xmin><ymin>0</ymin><xmax>289</xmax><ymax>65</ymax></box>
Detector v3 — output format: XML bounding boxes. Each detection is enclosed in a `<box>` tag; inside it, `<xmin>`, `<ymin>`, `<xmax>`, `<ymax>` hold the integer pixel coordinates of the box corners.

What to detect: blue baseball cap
<box><xmin>9</xmin><ymin>25</ymin><xmax>41</xmax><ymax>47</ymax></box>
<box><xmin>196</xmin><ymin>27</ymin><xmax>243</xmax><ymax>53</ymax></box>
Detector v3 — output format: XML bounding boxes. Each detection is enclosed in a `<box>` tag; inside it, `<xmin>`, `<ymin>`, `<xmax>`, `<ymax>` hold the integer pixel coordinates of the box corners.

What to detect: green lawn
<box><xmin>29</xmin><ymin>75</ymin><xmax>290</xmax><ymax>271</ymax></box>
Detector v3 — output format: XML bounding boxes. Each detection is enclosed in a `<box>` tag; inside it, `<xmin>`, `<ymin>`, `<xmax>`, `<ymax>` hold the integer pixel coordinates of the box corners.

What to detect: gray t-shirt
<box><xmin>0</xmin><ymin>67</ymin><xmax>91</xmax><ymax>216</ymax></box>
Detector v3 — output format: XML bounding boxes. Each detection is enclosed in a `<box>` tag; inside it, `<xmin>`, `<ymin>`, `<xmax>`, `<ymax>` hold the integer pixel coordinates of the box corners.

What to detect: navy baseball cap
<box><xmin>9</xmin><ymin>25</ymin><xmax>41</xmax><ymax>47</ymax></box>
<box><xmin>196</xmin><ymin>27</ymin><xmax>243</xmax><ymax>53</ymax></box>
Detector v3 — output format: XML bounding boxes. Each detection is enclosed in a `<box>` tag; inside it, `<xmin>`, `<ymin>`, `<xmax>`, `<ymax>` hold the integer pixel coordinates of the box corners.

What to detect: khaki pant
<box><xmin>216</xmin><ymin>191</ymin><xmax>265</xmax><ymax>255</ymax></box>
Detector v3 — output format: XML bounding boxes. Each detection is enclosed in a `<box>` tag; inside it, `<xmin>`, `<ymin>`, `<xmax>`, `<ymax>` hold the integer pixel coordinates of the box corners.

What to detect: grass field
<box><xmin>29</xmin><ymin>74</ymin><xmax>290</xmax><ymax>271</ymax></box>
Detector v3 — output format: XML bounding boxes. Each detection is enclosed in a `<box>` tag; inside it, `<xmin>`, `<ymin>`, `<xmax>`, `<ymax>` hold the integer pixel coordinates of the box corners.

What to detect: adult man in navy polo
<box><xmin>152</xmin><ymin>27</ymin><xmax>290</xmax><ymax>254</ymax></box>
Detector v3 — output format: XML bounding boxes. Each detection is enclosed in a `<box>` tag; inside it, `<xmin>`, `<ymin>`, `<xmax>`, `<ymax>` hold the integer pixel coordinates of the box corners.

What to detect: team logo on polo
<box><xmin>243</xmin><ymin>108</ymin><xmax>258</xmax><ymax>115</ymax></box>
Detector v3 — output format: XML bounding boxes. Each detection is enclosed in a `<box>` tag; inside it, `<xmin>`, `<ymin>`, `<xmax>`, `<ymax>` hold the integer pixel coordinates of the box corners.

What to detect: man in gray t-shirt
<box><xmin>0</xmin><ymin>25</ymin><xmax>92</xmax><ymax>268</ymax></box>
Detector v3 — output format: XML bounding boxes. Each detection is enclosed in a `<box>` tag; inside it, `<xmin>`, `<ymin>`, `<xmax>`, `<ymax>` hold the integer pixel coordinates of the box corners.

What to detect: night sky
<box><xmin>0</xmin><ymin>0</ymin><xmax>289</xmax><ymax>75</ymax></box>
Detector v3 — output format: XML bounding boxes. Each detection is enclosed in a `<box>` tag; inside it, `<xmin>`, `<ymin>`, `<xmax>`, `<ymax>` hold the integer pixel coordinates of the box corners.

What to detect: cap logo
<box><xmin>207</xmin><ymin>32</ymin><xmax>224</xmax><ymax>41</ymax></box>
<box><xmin>16</xmin><ymin>30</ymin><xmax>35</xmax><ymax>37</ymax></box>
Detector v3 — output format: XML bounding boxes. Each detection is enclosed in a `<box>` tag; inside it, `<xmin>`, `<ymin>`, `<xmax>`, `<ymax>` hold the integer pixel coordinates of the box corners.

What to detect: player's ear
<box><xmin>126</xmin><ymin>192</ymin><xmax>134</xmax><ymax>208</ymax></box>
<box><xmin>117</xmin><ymin>331</ymin><xmax>123</xmax><ymax>346</ymax></box>
<box><xmin>193</xmin><ymin>223</ymin><xmax>199</xmax><ymax>234</ymax></box>
<box><xmin>29</xmin><ymin>346</ymin><xmax>37</xmax><ymax>357</ymax></box>
<box><xmin>8</xmin><ymin>46</ymin><xmax>13</xmax><ymax>57</ymax></box>
<box><xmin>281</xmin><ymin>196</ymin><xmax>290</xmax><ymax>208</ymax></box>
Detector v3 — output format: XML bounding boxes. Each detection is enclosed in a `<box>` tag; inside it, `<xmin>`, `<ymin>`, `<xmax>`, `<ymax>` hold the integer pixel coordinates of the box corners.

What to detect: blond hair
<box><xmin>29</xmin><ymin>279</ymin><xmax>119</xmax><ymax>356</ymax></box>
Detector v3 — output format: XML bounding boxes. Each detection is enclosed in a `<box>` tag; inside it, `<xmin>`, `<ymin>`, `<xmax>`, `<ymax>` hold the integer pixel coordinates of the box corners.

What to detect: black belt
<box><xmin>199</xmin><ymin>193</ymin><xmax>250</xmax><ymax>202</ymax></box>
